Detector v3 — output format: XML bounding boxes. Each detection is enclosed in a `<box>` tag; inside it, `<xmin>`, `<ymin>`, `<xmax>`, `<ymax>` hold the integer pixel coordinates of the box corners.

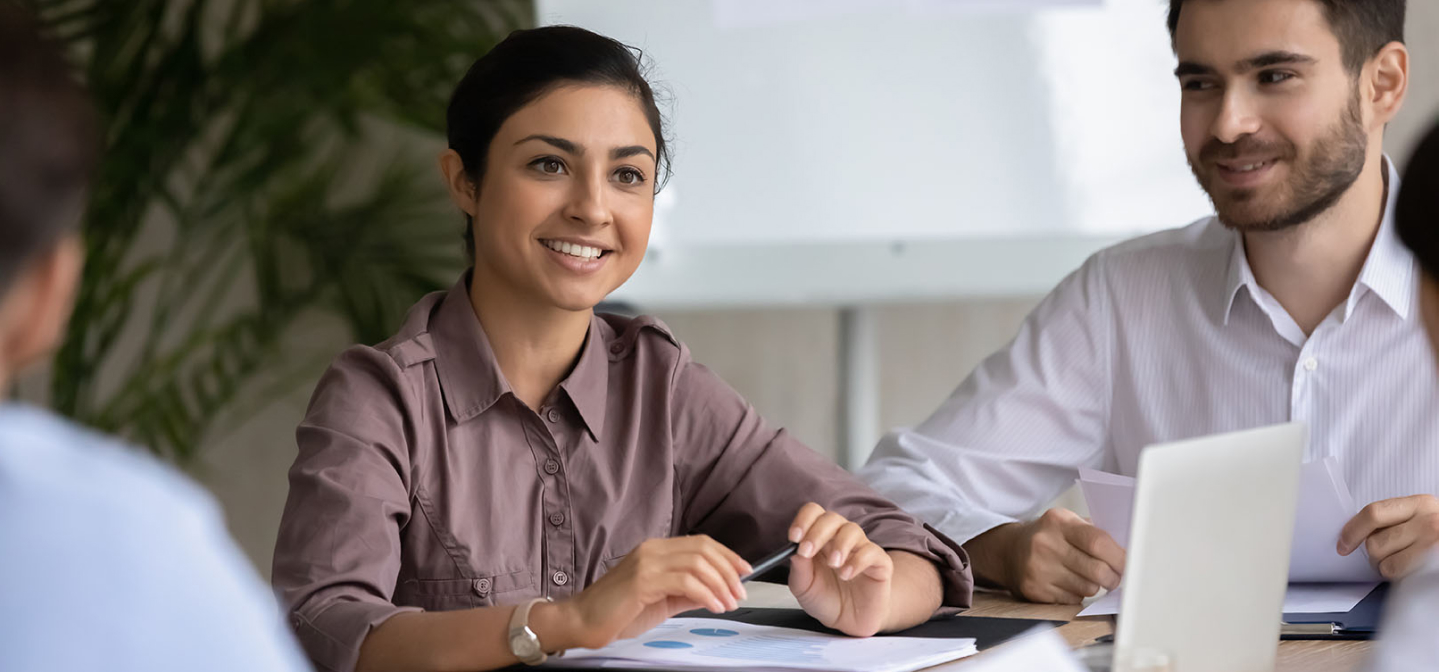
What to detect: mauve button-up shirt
<box><xmin>272</xmin><ymin>276</ymin><xmax>973</xmax><ymax>672</ymax></box>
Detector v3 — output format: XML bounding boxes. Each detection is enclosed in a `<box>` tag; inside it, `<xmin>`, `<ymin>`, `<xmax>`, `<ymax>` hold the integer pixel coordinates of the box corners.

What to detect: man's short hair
<box><xmin>1167</xmin><ymin>0</ymin><xmax>1406</xmax><ymax>74</ymax></box>
<box><xmin>0</xmin><ymin>4</ymin><xmax>99</xmax><ymax>293</ymax></box>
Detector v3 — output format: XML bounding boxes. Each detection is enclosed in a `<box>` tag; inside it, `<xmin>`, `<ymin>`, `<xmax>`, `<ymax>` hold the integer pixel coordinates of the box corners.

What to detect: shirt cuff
<box><xmin>929</xmin><ymin>507</ymin><xmax>1019</xmax><ymax>548</ymax></box>
<box><xmin>867</xmin><ymin>521</ymin><xmax>974</xmax><ymax>610</ymax></box>
<box><xmin>290</xmin><ymin>598</ymin><xmax>422</xmax><ymax>672</ymax></box>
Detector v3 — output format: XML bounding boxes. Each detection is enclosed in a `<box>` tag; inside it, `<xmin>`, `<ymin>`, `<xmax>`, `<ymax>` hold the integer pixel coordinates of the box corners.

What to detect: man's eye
<box><xmin>1181</xmin><ymin>79</ymin><xmax>1215</xmax><ymax>92</ymax></box>
<box><xmin>1260</xmin><ymin>71</ymin><xmax>1295</xmax><ymax>85</ymax></box>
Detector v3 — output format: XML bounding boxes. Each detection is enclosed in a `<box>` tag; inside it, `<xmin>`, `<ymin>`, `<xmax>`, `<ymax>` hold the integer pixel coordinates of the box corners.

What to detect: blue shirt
<box><xmin>0</xmin><ymin>403</ymin><xmax>310</xmax><ymax>672</ymax></box>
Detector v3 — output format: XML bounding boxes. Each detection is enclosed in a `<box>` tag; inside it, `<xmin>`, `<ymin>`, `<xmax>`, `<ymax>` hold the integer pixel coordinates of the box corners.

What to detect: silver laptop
<box><xmin>1115</xmin><ymin>422</ymin><xmax>1306</xmax><ymax>672</ymax></box>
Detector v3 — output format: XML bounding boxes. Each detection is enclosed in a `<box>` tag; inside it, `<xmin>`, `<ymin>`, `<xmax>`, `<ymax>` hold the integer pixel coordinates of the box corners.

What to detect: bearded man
<box><xmin>860</xmin><ymin>0</ymin><xmax>1439</xmax><ymax>605</ymax></box>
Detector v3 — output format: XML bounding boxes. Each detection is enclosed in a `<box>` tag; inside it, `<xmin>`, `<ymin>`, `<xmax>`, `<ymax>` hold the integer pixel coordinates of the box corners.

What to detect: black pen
<box><xmin>740</xmin><ymin>542</ymin><xmax>799</xmax><ymax>583</ymax></box>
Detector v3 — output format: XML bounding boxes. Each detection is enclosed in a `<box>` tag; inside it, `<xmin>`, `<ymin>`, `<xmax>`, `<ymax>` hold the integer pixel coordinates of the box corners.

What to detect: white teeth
<box><xmin>542</xmin><ymin>240</ymin><xmax>603</xmax><ymax>260</ymax></box>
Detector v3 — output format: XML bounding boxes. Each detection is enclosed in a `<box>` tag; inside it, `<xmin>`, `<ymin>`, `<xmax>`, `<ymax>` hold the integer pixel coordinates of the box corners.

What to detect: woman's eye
<box><xmin>615</xmin><ymin>168</ymin><xmax>645</xmax><ymax>185</ymax></box>
<box><xmin>532</xmin><ymin>158</ymin><xmax>566</xmax><ymax>175</ymax></box>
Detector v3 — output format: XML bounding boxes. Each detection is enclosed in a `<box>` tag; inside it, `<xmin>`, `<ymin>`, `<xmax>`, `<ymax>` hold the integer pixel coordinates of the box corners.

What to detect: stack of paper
<box><xmin>545</xmin><ymin>618</ymin><xmax>978</xmax><ymax>672</ymax></box>
<box><xmin>1075</xmin><ymin>457</ymin><xmax>1381</xmax><ymax>618</ymax></box>
<box><xmin>952</xmin><ymin>628</ymin><xmax>1086</xmax><ymax>671</ymax></box>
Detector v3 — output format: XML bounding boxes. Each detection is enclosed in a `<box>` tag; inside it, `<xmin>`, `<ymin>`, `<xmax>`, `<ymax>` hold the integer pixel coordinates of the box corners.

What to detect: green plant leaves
<box><xmin>27</xmin><ymin>0</ymin><xmax>533</xmax><ymax>460</ymax></box>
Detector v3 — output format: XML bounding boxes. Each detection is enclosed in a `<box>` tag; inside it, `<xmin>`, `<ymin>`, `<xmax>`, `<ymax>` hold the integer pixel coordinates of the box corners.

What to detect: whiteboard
<box><xmin>535</xmin><ymin>0</ymin><xmax>1215</xmax><ymax>305</ymax></box>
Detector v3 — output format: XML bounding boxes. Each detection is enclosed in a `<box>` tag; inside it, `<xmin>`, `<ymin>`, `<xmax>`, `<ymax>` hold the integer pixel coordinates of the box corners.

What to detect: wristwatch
<box><xmin>508</xmin><ymin>597</ymin><xmax>555</xmax><ymax>665</ymax></box>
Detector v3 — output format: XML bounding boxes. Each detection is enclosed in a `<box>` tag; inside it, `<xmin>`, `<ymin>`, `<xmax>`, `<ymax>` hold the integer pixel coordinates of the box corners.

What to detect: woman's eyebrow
<box><xmin>515</xmin><ymin>134</ymin><xmax>581</xmax><ymax>154</ymax></box>
<box><xmin>612</xmin><ymin>145</ymin><xmax>654</xmax><ymax>160</ymax></box>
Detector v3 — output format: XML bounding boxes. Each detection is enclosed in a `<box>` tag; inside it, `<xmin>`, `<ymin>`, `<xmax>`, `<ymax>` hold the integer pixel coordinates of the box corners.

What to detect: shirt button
<box><xmin>549</xmin><ymin>512</ymin><xmax>566</xmax><ymax>526</ymax></box>
<box><xmin>610</xmin><ymin>342</ymin><xmax>625</xmax><ymax>355</ymax></box>
<box><xmin>473</xmin><ymin>578</ymin><xmax>492</xmax><ymax>596</ymax></box>
<box><xmin>552</xmin><ymin>571</ymin><xmax>570</xmax><ymax>586</ymax></box>
<box><xmin>546</xmin><ymin>408</ymin><xmax>561</xmax><ymax>423</ymax></box>
<box><xmin>543</xmin><ymin>458</ymin><xmax>560</xmax><ymax>475</ymax></box>
<box><xmin>1304</xmin><ymin>357</ymin><xmax>1318</xmax><ymax>371</ymax></box>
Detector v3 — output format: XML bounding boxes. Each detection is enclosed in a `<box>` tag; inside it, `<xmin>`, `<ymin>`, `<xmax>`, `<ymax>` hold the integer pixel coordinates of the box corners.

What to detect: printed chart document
<box><xmin>1076</xmin><ymin>458</ymin><xmax>1380</xmax><ymax>618</ymax></box>
<box><xmin>544</xmin><ymin>618</ymin><xmax>977</xmax><ymax>672</ymax></box>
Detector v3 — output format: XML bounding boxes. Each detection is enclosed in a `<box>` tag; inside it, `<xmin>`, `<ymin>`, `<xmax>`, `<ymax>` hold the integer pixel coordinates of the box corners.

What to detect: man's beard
<box><xmin>1189</xmin><ymin>92</ymin><xmax>1368</xmax><ymax>233</ymax></box>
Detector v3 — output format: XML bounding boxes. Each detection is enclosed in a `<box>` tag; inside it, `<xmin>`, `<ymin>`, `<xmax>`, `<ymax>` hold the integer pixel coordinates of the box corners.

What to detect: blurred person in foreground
<box><xmin>0</xmin><ymin>6</ymin><xmax>309</xmax><ymax>671</ymax></box>
<box><xmin>1367</xmin><ymin>120</ymin><xmax>1439</xmax><ymax>671</ymax></box>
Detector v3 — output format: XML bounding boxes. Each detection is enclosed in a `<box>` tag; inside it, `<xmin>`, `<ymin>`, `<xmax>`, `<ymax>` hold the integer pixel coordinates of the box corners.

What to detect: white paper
<box><xmin>1280</xmin><ymin>582</ymin><xmax>1382</xmax><ymax>614</ymax></box>
<box><xmin>547</xmin><ymin>618</ymin><xmax>978</xmax><ymax>672</ymax></box>
<box><xmin>1077</xmin><ymin>582</ymin><xmax>1379</xmax><ymax>617</ymax></box>
<box><xmin>1288</xmin><ymin>458</ymin><xmax>1383</xmax><ymax>582</ymax></box>
<box><xmin>1078</xmin><ymin>458</ymin><xmax>1381</xmax><ymax>584</ymax></box>
<box><xmin>1077</xmin><ymin>468</ymin><xmax>1135</xmax><ymax>548</ymax></box>
<box><xmin>954</xmin><ymin>628</ymin><xmax>1086</xmax><ymax>672</ymax></box>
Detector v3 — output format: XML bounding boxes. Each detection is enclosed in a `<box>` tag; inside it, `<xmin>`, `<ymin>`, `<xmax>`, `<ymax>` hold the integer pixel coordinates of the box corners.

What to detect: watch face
<box><xmin>512</xmin><ymin>634</ymin><xmax>540</xmax><ymax>658</ymax></box>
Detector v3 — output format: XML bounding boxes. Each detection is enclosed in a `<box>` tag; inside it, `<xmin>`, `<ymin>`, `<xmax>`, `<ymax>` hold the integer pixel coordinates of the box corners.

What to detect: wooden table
<box><xmin>740</xmin><ymin>583</ymin><xmax>1370</xmax><ymax>671</ymax></box>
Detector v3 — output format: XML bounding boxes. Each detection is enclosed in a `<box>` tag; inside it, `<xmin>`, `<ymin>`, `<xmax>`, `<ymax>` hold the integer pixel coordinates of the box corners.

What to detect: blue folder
<box><xmin>1280</xmin><ymin>583</ymin><xmax>1389</xmax><ymax>640</ymax></box>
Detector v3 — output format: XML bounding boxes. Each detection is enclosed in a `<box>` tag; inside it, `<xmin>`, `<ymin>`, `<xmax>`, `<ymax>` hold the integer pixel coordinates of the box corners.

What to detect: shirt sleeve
<box><xmin>857</xmin><ymin>253</ymin><xmax>1114</xmax><ymax>546</ymax></box>
<box><xmin>271</xmin><ymin>346</ymin><xmax>421</xmax><ymax>672</ymax></box>
<box><xmin>670</xmin><ymin>347</ymin><xmax>973</xmax><ymax>609</ymax></box>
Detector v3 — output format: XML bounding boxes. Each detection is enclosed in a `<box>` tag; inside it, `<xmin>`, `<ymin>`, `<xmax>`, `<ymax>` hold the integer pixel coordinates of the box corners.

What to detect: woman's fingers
<box><xmin>842</xmin><ymin>542</ymin><xmax>892</xmax><ymax>582</ymax></box>
<box><xmin>821</xmin><ymin>522</ymin><xmax>868</xmax><ymax>570</ymax></box>
<box><xmin>797</xmin><ymin>511</ymin><xmax>850</xmax><ymax>560</ymax></box>
<box><xmin>662</xmin><ymin>548</ymin><xmax>740</xmax><ymax>610</ymax></box>
<box><xmin>788</xmin><ymin>502</ymin><xmax>827</xmax><ymax>543</ymax></box>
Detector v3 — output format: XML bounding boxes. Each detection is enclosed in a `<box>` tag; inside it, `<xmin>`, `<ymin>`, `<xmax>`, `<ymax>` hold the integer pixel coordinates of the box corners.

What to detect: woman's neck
<box><xmin>468</xmin><ymin>271</ymin><xmax>592</xmax><ymax>411</ymax></box>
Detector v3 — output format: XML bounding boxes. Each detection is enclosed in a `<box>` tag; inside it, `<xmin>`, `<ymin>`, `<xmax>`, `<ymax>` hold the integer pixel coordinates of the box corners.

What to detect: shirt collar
<box><xmin>1348</xmin><ymin>157</ymin><xmax>1414</xmax><ymax>320</ymax></box>
<box><xmin>558</xmin><ymin>316</ymin><xmax>610</xmax><ymax>442</ymax></box>
<box><xmin>1219</xmin><ymin>155</ymin><xmax>1415</xmax><ymax>324</ymax></box>
<box><xmin>429</xmin><ymin>272</ymin><xmax>609</xmax><ymax>440</ymax></box>
<box><xmin>431</xmin><ymin>273</ymin><xmax>510</xmax><ymax>423</ymax></box>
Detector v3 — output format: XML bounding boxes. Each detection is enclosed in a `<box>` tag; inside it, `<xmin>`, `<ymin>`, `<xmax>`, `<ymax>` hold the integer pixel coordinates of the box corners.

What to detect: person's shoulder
<box><xmin>0</xmin><ymin>404</ymin><xmax>217</xmax><ymax>523</ymax></box>
<box><xmin>352</xmin><ymin>287</ymin><xmax>449</xmax><ymax>372</ymax></box>
<box><xmin>597</xmin><ymin>312</ymin><xmax>684</xmax><ymax>359</ymax></box>
<box><xmin>1084</xmin><ymin>216</ymin><xmax>1231</xmax><ymax>281</ymax></box>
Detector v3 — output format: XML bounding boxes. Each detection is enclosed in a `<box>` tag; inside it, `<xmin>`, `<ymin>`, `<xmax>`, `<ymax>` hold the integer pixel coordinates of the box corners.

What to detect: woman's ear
<box><xmin>438</xmin><ymin>149</ymin><xmax>479</xmax><ymax>217</ymax></box>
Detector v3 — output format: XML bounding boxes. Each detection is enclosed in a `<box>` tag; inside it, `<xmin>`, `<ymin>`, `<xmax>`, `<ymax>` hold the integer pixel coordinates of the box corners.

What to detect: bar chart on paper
<box><xmin>545</xmin><ymin>619</ymin><xmax>978</xmax><ymax>672</ymax></box>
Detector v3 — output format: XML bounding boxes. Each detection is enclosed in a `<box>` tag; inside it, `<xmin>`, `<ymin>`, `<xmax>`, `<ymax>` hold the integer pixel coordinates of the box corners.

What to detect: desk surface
<box><xmin>739</xmin><ymin>582</ymin><xmax>1370</xmax><ymax>671</ymax></box>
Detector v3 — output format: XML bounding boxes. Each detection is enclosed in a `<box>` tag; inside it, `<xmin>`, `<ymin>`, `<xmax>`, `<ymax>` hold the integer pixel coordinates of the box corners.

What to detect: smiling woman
<box><xmin>269</xmin><ymin>25</ymin><xmax>975</xmax><ymax>672</ymax></box>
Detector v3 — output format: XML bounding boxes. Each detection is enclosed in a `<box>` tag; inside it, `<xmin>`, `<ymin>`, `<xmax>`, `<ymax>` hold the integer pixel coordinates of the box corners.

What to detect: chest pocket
<box><xmin>395</xmin><ymin>568</ymin><xmax>534</xmax><ymax>611</ymax></box>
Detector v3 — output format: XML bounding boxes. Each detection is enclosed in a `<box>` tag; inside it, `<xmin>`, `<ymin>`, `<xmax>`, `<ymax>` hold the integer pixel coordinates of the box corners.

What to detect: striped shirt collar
<box><xmin>1221</xmin><ymin>156</ymin><xmax>1414</xmax><ymax>325</ymax></box>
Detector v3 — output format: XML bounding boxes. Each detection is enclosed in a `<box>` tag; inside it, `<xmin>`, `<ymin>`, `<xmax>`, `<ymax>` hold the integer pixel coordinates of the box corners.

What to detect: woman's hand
<box><xmin>556</xmin><ymin>535</ymin><xmax>752</xmax><ymax>650</ymax></box>
<box><xmin>786</xmin><ymin>503</ymin><xmax>896</xmax><ymax>637</ymax></box>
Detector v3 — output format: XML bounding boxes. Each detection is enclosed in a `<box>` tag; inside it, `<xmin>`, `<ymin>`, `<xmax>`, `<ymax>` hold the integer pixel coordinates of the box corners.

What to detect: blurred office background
<box><xmin>13</xmin><ymin>0</ymin><xmax>1439</xmax><ymax>577</ymax></box>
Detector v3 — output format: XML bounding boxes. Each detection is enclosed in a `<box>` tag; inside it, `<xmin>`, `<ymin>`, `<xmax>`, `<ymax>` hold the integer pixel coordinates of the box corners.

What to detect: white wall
<box><xmin>172</xmin><ymin>4</ymin><xmax>1439</xmax><ymax>576</ymax></box>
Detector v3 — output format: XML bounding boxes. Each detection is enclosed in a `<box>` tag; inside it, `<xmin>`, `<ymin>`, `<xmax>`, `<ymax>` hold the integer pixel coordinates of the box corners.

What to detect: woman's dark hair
<box><xmin>446</xmin><ymin>25</ymin><xmax>670</xmax><ymax>259</ymax></box>
<box><xmin>0</xmin><ymin>4</ymin><xmax>99</xmax><ymax>293</ymax></box>
<box><xmin>1396</xmin><ymin>120</ymin><xmax>1439</xmax><ymax>281</ymax></box>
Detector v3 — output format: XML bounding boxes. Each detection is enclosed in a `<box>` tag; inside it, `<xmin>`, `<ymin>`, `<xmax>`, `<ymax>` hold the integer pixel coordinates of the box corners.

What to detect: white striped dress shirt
<box><xmin>860</xmin><ymin>160</ymin><xmax>1439</xmax><ymax>545</ymax></box>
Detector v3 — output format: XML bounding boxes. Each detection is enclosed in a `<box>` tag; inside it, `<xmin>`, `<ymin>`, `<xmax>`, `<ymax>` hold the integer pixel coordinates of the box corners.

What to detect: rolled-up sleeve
<box><xmin>272</xmin><ymin>347</ymin><xmax>421</xmax><ymax>672</ymax></box>
<box><xmin>858</xmin><ymin>255</ymin><xmax>1113</xmax><ymax>547</ymax></box>
<box><xmin>670</xmin><ymin>349</ymin><xmax>972</xmax><ymax>609</ymax></box>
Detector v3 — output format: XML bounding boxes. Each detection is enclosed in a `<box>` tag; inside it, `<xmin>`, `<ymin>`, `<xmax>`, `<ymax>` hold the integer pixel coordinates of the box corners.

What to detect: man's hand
<box><xmin>1339</xmin><ymin>495</ymin><xmax>1439</xmax><ymax>579</ymax></box>
<box><xmin>968</xmin><ymin>508</ymin><xmax>1125</xmax><ymax>604</ymax></box>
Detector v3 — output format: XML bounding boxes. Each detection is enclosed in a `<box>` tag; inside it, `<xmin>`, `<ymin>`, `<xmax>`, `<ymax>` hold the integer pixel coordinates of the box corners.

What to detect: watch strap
<box><xmin>508</xmin><ymin>597</ymin><xmax>553</xmax><ymax>665</ymax></box>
